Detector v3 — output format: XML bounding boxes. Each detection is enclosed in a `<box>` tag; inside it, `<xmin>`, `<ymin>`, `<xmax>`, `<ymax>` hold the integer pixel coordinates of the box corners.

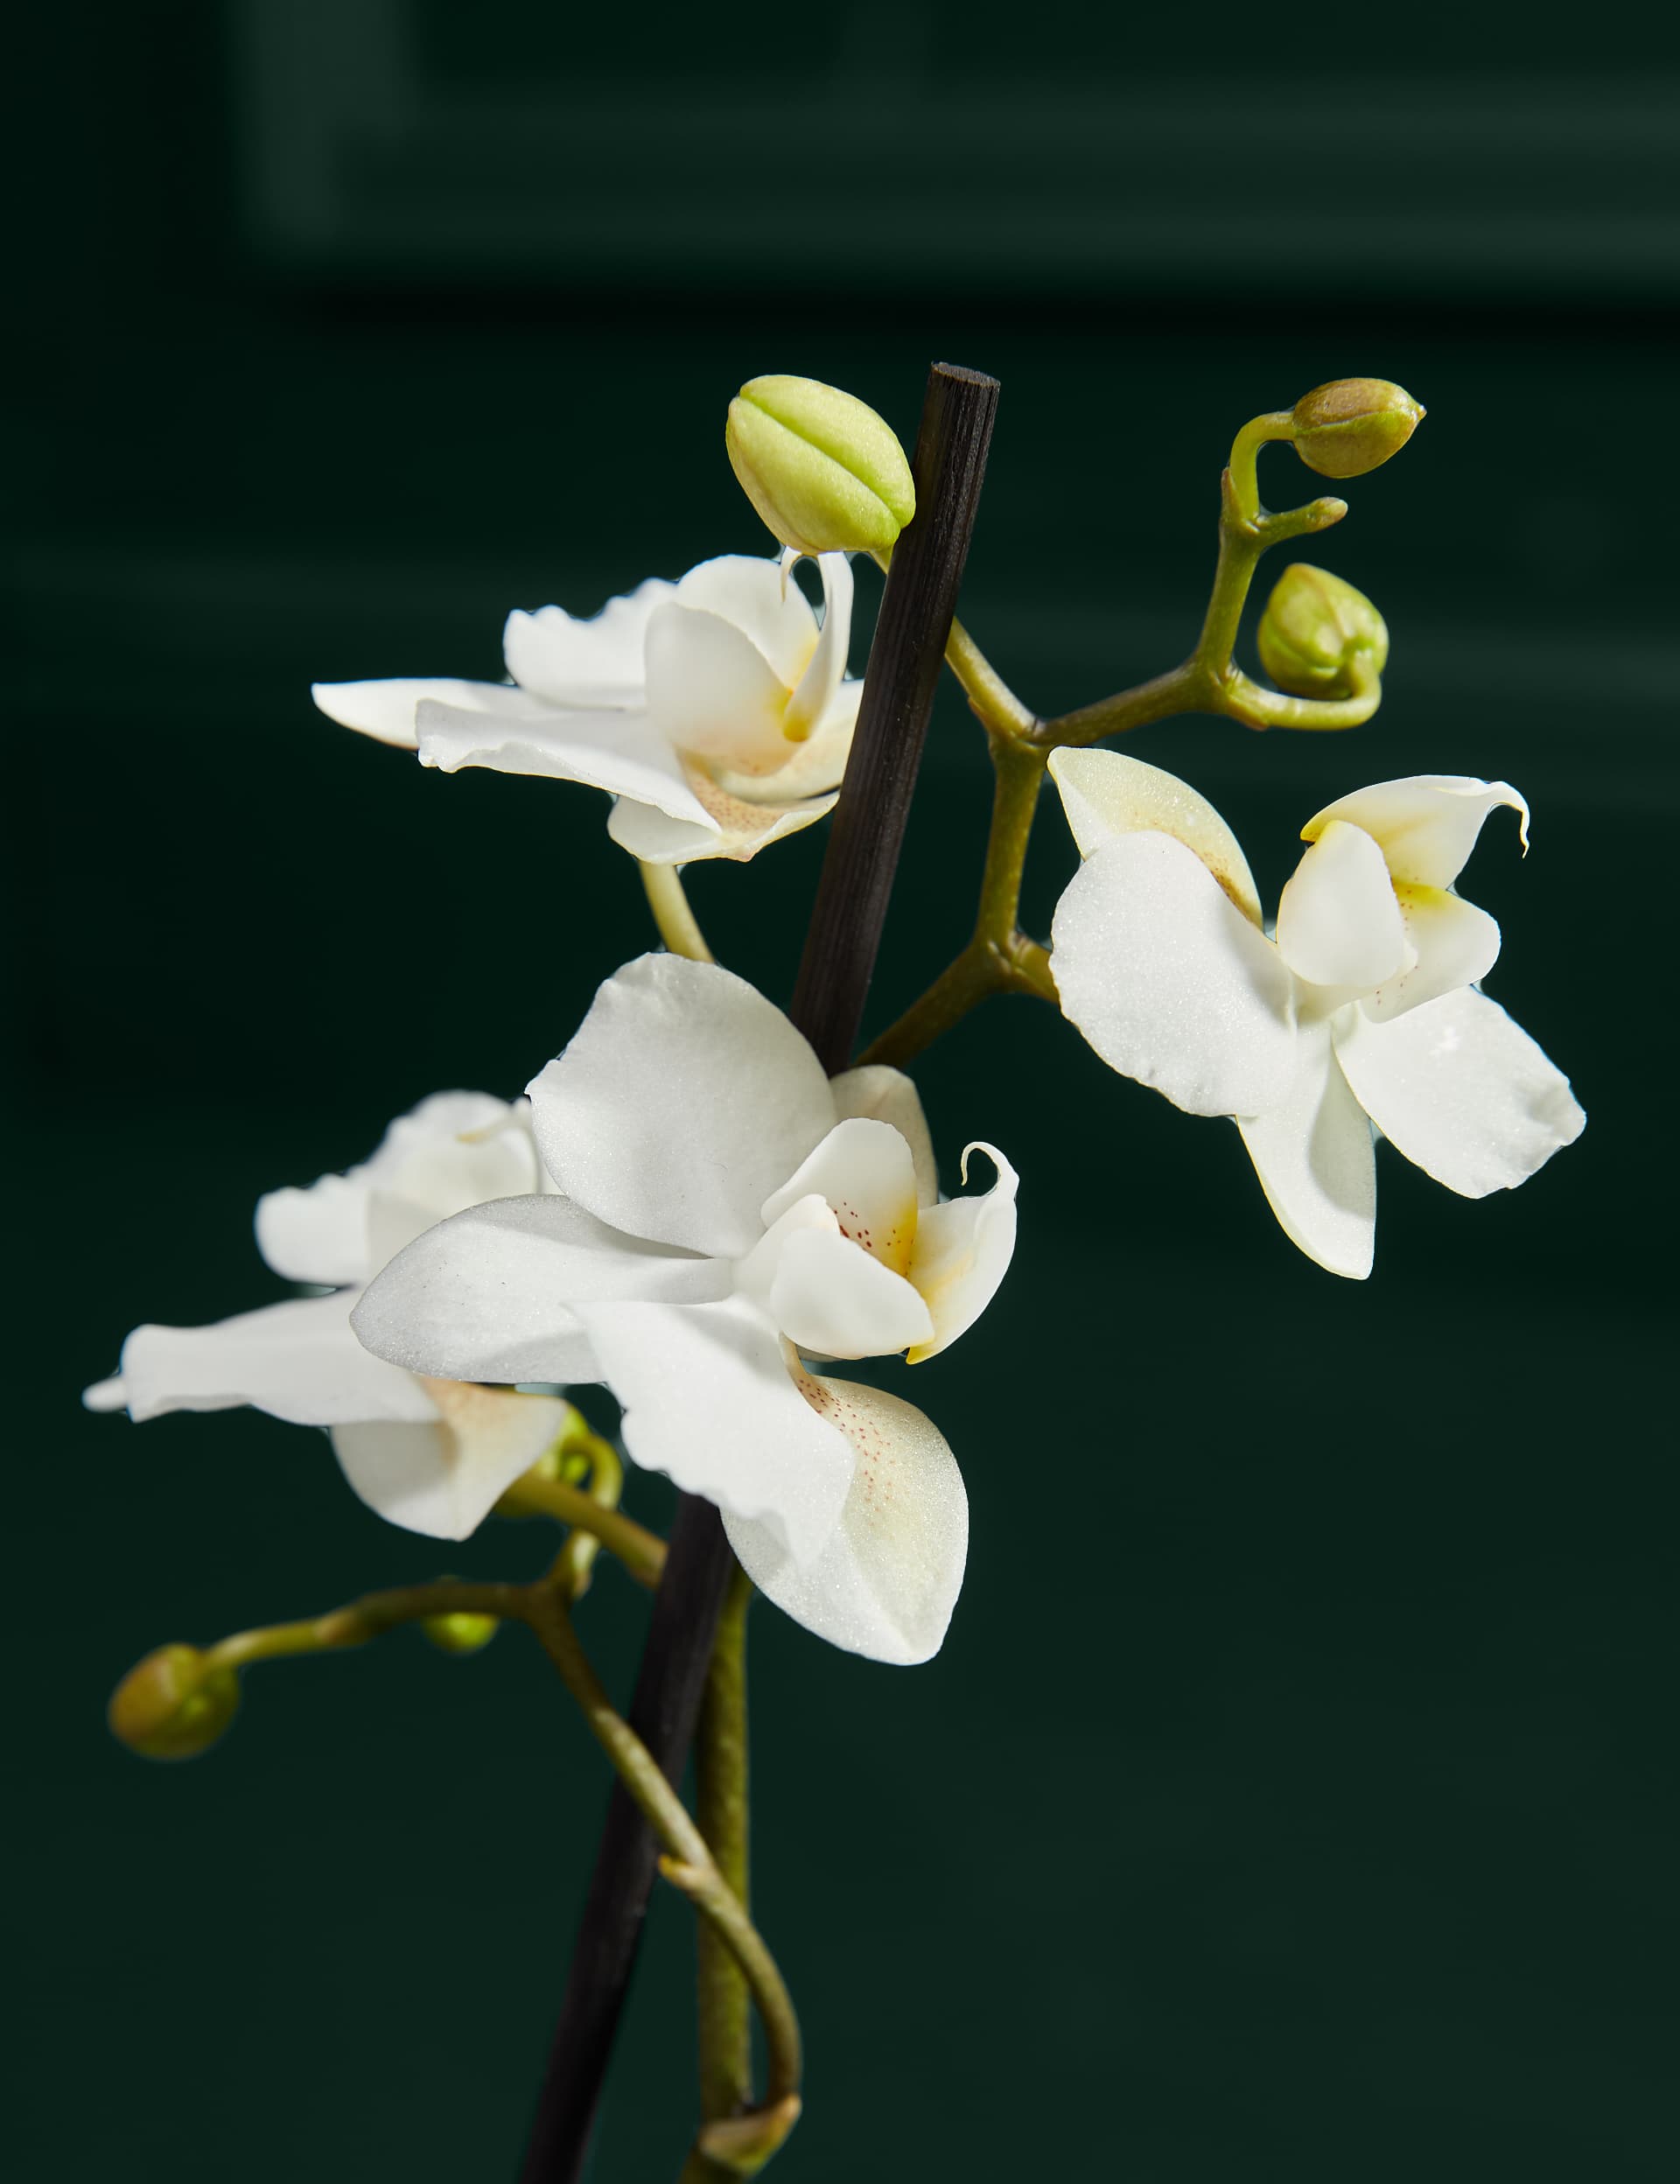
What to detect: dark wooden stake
<box><xmin>519</xmin><ymin>361</ymin><xmax>1002</xmax><ymax>2184</ymax></box>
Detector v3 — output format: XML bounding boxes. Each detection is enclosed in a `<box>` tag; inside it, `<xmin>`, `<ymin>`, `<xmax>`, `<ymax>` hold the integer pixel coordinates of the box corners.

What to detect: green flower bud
<box><xmin>1257</xmin><ymin>564</ymin><xmax>1389</xmax><ymax>697</ymax></box>
<box><xmin>421</xmin><ymin>1611</ymin><xmax>500</xmax><ymax>1656</ymax></box>
<box><xmin>726</xmin><ymin>375</ymin><xmax>914</xmax><ymax>556</ymax></box>
<box><xmin>1291</xmin><ymin>379</ymin><xmax>1424</xmax><ymax>480</ymax></box>
<box><xmin>109</xmin><ymin>1643</ymin><xmax>241</xmax><ymax>1761</ymax></box>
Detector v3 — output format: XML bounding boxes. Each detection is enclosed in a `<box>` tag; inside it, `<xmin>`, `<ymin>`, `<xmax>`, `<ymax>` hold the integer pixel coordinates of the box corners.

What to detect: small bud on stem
<box><xmin>109</xmin><ymin>1643</ymin><xmax>241</xmax><ymax>1760</ymax></box>
<box><xmin>1290</xmin><ymin>379</ymin><xmax>1424</xmax><ymax>480</ymax></box>
<box><xmin>1257</xmin><ymin>563</ymin><xmax>1389</xmax><ymax>698</ymax></box>
<box><xmin>726</xmin><ymin>375</ymin><xmax>915</xmax><ymax>556</ymax></box>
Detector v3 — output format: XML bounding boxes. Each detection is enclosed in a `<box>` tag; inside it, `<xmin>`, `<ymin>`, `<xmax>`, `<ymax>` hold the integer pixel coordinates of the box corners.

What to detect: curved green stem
<box><xmin>206</xmin><ymin>1579</ymin><xmax>529</xmax><ymax>1670</ymax></box>
<box><xmin>495</xmin><ymin>1468</ymin><xmax>667</xmax><ymax>1588</ymax></box>
<box><xmin>640</xmin><ymin>859</ymin><xmax>716</xmax><ymax>963</ymax></box>
<box><xmin>695</xmin><ymin>1566</ymin><xmax>755</xmax><ymax>2127</ymax></box>
<box><xmin>522</xmin><ymin>1591</ymin><xmax>801</xmax><ymax>2173</ymax></box>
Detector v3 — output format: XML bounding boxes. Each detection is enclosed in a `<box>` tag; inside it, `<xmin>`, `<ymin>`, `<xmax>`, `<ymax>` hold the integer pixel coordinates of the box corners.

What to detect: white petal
<box><xmin>643</xmin><ymin>602</ymin><xmax>799</xmax><ymax>775</ymax></box>
<box><xmin>256</xmin><ymin>1092</ymin><xmax>537</xmax><ymax>1287</ymax></box>
<box><xmin>528</xmin><ymin>954</ymin><xmax>836</xmax><ymax>1256</ymax></box>
<box><xmin>905</xmin><ymin>1143</ymin><xmax>1018</xmax><ymax>1363</ymax></box>
<box><xmin>312</xmin><ymin>678</ymin><xmax>525</xmax><ymax>752</ymax></box>
<box><xmin>733</xmin><ymin>1193</ymin><xmax>841</xmax><ymax>1312</ymax></box>
<box><xmin>724</xmin><ymin>1376</ymin><xmax>967</xmax><ymax>1665</ymax></box>
<box><xmin>501</xmin><ymin>578</ymin><xmax>675</xmax><ymax>705</ymax></box>
<box><xmin>768</xmin><ymin>1228</ymin><xmax>934</xmax><ymax>1359</ymax></box>
<box><xmin>1236</xmin><ymin>1023</ymin><xmax>1375</xmax><ymax>1279</ymax></box>
<box><xmin>830</xmin><ymin>1066</ymin><xmax>939</xmax><ymax>1206</ymax></box>
<box><xmin>91</xmin><ymin>1292</ymin><xmax>439</xmax><ymax>1428</ymax></box>
<box><xmin>711</xmin><ymin>683</ymin><xmax>859</xmax><ymax>804</ymax></box>
<box><xmin>350</xmin><ymin>1194</ymin><xmax>724</xmax><ymax>1384</ymax></box>
<box><xmin>415</xmin><ymin>699</ymin><xmax>718</xmax><ymax>829</ymax></box>
<box><xmin>331</xmin><ymin>1384</ymin><xmax>573</xmax><ymax>1542</ymax></box>
<box><xmin>1303</xmin><ymin>776</ymin><xmax>1530</xmax><ymax>888</ymax></box>
<box><xmin>1051</xmin><ymin>833</ymin><xmax>1298</xmax><ymax>1117</ymax></box>
<box><xmin>606</xmin><ymin>778</ymin><xmax>833</xmax><ymax>866</ymax></box>
<box><xmin>782</xmin><ymin>552</ymin><xmax>853</xmax><ymax>741</ymax></box>
<box><xmin>1047</xmin><ymin>747</ymin><xmax>1264</xmax><ymax>926</ymax></box>
<box><xmin>1362</xmin><ymin>886</ymin><xmax>1502</xmax><ymax>1022</ymax></box>
<box><xmin>1275</xmin><ymin>820</ymin><xmax>1409</xmax><ymax>991</ymax></box>
<box><xmin>1334</xmin><ymin>988</ymin><xmax>1586</xmax><ymax>1198</ymax></box>
<box><xmin>760</xmin><ymin>1118</ymin><xmax>921</xmax><ymax>1273</ymax></box>
<box><xmin>671</xmin><ymin>554</ymin><xmax>818</xmax><ymax>690</ymax></box>
<box><xmin>573</xmin><ymin>1297</ymin><xmax>853</xmax><ymax>1564</ymax></box>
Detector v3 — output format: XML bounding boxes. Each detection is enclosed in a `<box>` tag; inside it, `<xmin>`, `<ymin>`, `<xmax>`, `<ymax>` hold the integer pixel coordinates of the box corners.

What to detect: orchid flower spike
<box><xmin>313</xmin><ymin>552</ymin><xmax>861</xmax><ymax>864</ymax></box>
<box><xmin>351</xmin><ymin>955</ymin><xmax>1019</xmax><ymax>1664</ymax></box>
<box><xmin>1048</xmin><ymin>751</ymin><xmax>1585</xmax><ymax>1279</ymax></box>
<box><xmin>83</xmin><ymin>1096</ymin><xmax>572</xmax><ymax>1538</ymax></box>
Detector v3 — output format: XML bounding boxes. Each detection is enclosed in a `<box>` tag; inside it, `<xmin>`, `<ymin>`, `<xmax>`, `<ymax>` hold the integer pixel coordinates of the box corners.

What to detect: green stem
<box><xmin>522</xmin><ymin>1592</ymin><xmax>802</xmax><ymax>2173</ymax></box>
<box><xmin>688</xmin><ymin>1564</ymin><xmax>756</xmax><ymax>2178</ymax></box>
<box><xmin>206</xmin><ymin>1580</ymin><xmax>528</xmax><ymax>1670</ymax></box>
<box><xmin>640</xmin><ymin>859</ymin><xmax>716</xmax><ymax>963</ymax></box>
<box><xmin>494</xmin><ymin>1468</ymin><xmax>667</xmax><ymax>1588</ymax></box>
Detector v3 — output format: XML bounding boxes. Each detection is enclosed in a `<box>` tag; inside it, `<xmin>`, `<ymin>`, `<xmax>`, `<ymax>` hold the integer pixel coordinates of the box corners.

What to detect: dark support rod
<box><xmin>519</xmin><ymin>361</ymin><xmax>1002</xmax><ymax>2184</ymax></box>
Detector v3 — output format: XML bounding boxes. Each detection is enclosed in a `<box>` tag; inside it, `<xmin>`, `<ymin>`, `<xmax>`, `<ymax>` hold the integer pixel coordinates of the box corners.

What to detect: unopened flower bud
<box><xmin>726</xmin><ymin>375</ymin><xmax>914</xmax><ymax>556</ymax></box>
<box><xmin>109</xmin><ymin>1642</ymin><xmax>240</xmax><ymax>1760</ymax></box>
<box><xmin>421</xmin><ymin>1610</ymin><xmax>500</xmax><ymax>1656</ymax></box>
<box><xmin>1257</xmin><ymin>564</ymin><xmax>1389</xmax><ymax>697</ymax></box>
<box><xmin>1291</xmin><ymin>379</ymin><xmax>1424</xmax><ymax>480</ymax></box>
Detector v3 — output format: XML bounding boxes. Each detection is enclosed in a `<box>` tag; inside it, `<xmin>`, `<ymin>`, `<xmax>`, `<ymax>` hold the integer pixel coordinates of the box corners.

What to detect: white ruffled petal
<box><xmin>349</xmin><ymin>1194</ymin><xmax>723</xmax><ymax>1385</ymax></box>
<box><xmin>724</xmin><ymin>1376</ymin><xmax>967</xmax><ymax>1665</ymax></box>
<box><xmin>671</xmin><ymin>554</ymin><xmax>818</xmax><ymax>690</ymax></box>
<box><xmin>1048</xmin><ymin>747</ymin><xmax>1264</xmax><ymax>926</ymax></box>
<box><xmin>415</xmin><ymin>700</ymin><xmax>718</xmax><ymax>829</ymax></box>
<box><xmin>642</xmin><ymin>602</ymin><xmax>800</xmax><ymax>776</ymax></box>
<box><xmin>573</xmin><ymin>1296</ymin><xmax>853</xmax><ymax>1565</ymax></box>
<box><xmin>606</xmin><ymin>776</ymin><xmax>833</xmax><ymax>865</ymax></box>
<box><xmin>501</xmin><ymin>577</ymin><xmax>675</xmax><ymax>706</ymax></box>
<box><xmin>88</xmin><ymin>1292</ymin><xmax>438</xmax><ymax>1428</ymax></box>
<box><xmin>312</xmin><ymin>678</ymin><xmax>528</xmax><ymax>752</ymax></box>
<box><xmin>1334</xmin><ymin>988</ymin><xmax>1585</xmax><ymax>1198</ymax></box>
<box><xmin>768</xmin><ymin>1228</ymin><xmax>934</xmax><ymax>1359</ymax></box>
<box><xmin>1302</xmin><ymin>775</ymin><xmax>1530</xmax><ymax>889</ymax></box>
<box><xmin>256</xmin><ymin>1093</ymin><xmax>538</xmax><ymax>1287</ymax></box>
<box><xmin>528</xmin><ymin>955</ymin><xmax>837</xmax><ymax>1257</ymax></box>
<box><xmin>830</xmin><ymin>1066</ymin><xmax>939</xmax><ymax>1207</ymax></box>
<box><xmin>760</xmin><ymin>1118</ymin><xmax>921</xmax><ymax>1273</ymax></box>
<box><xmin>1275</xmin><ymin>820</ymin><xmax>1409</xmax><ymax>992</ymax></box>
<box><xmin>1236</xmin><ymin>1022</ymin><xmax>1376</xmax><ymax>1279</ymax></box>
<box><xmin>331</xmin><ymin>1384</ymin><xmax>573</xmax><ymax>1542</ymax></box>
<box><xmin>1051</xmin><ymin>832</ymin><xmax>1298</xmax><ymax>1117</ymax></box>
<box><xmin>905</xmin><ymin>1143</ymin><xmax>1018</xmax><ymax>1363</ymax></box>
<box><xmin>1362</xmin><ymin>886</ymin><xmax>1502</xmax><ymax>1022</ymax></box>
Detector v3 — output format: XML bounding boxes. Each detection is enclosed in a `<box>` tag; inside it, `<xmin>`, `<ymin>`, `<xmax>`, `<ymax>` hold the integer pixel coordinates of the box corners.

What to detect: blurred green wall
<box><xmin>13</xmin><ymin>4</ymin><xmax>1676</xmax><ymax>2179</ymax></box>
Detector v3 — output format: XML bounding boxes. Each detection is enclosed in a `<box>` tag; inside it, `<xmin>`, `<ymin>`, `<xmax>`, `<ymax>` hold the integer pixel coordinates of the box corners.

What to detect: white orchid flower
<box><xmin>1047</xmin><ymin>751</ymin><xmax>1585</xmax><ymax>1280</ymax></box>
<box><xmin>312</xmin><ymin>553</ymin><xmax>861</xmax><ymax>864</ymax></box>
<box><xmin>84</xmin><ymin>1095</ymin><xmax>572</xmax><ymax>1540</ymax></box>
<box><xmin>351</xmin><ymin>954</ymin><xmax>1018</xmax><ymax>1665</ymax></box>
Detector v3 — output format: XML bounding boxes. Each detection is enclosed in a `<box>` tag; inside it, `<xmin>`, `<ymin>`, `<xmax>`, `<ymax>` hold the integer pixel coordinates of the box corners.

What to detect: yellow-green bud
<box><xmin>421</xmin><ymin>1611</ymin><xmax>500</xmax><ymax>1656</ymax></box>
<box><xmin>726</xmin><ymin>375</ymin><xmax>914</xmax><ymax>556</ymax></box>
<box><xmin>1291</xmin><ymin>379</ymin><xmax>1424</xmax><ymax>480</ymax></box>
<box><xmin>109</xmin><ymin>1643</ymin><xmax>241</xmax><ymax>1760</ymax></box>
<box><xmin>1257</xmin><ymin>564</ymin><xmax>1389</xmax><ymax>697</ymax></box>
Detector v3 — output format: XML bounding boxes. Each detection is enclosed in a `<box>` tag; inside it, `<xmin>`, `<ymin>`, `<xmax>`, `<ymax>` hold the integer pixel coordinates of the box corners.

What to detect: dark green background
<box><xmin>13</xmin><ymin>6</ymin><xmax>1676</xmax><ymax>2178</ymax></box>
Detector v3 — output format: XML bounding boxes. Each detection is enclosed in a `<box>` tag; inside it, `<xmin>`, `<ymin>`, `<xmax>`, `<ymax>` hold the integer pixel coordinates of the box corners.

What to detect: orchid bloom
<box><xmin>312</xmin><ymin>553</ymin><xmax>860</xmax><ymax>864</ymax></box>
<box><xmin>83</xmin><ymin>1096</ymin><xmax>572</xmax><ymax>1539</ymax></box>
<box><xmin>1047</xmin><ymin>751</ymin><xmax>1585</xmax><ymax>1279</ymax></box>
<box><xmin>351</xmin><ymin>954</ymin><xmax>1018</xmax><ymax>1664</ymax></box>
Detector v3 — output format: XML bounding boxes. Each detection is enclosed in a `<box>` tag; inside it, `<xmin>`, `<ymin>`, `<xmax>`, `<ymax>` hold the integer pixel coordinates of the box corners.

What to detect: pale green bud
<box><xmin>421</xmin><ymin>1611</ymin><xmax>500</xmax><ymax>1656</ymax></box>
<box><xmin>109</xmin><ymin>1642</ymin><xmax>241</xmax><ymax>1760</ymax></box>
<box><xmin>1257</xmin><ymin>564</ymin><xmax>1389</xmax><ymax>697</ymax></box>
<box><xmin>725</xmin><ymin>375</ymin><xmax>914</xmax><ymax>556</ymax></box>
<box><xmin>1291</xmin><ymin>379</ymin><xmax>1424</xmax><ymax>480</ymax></box>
